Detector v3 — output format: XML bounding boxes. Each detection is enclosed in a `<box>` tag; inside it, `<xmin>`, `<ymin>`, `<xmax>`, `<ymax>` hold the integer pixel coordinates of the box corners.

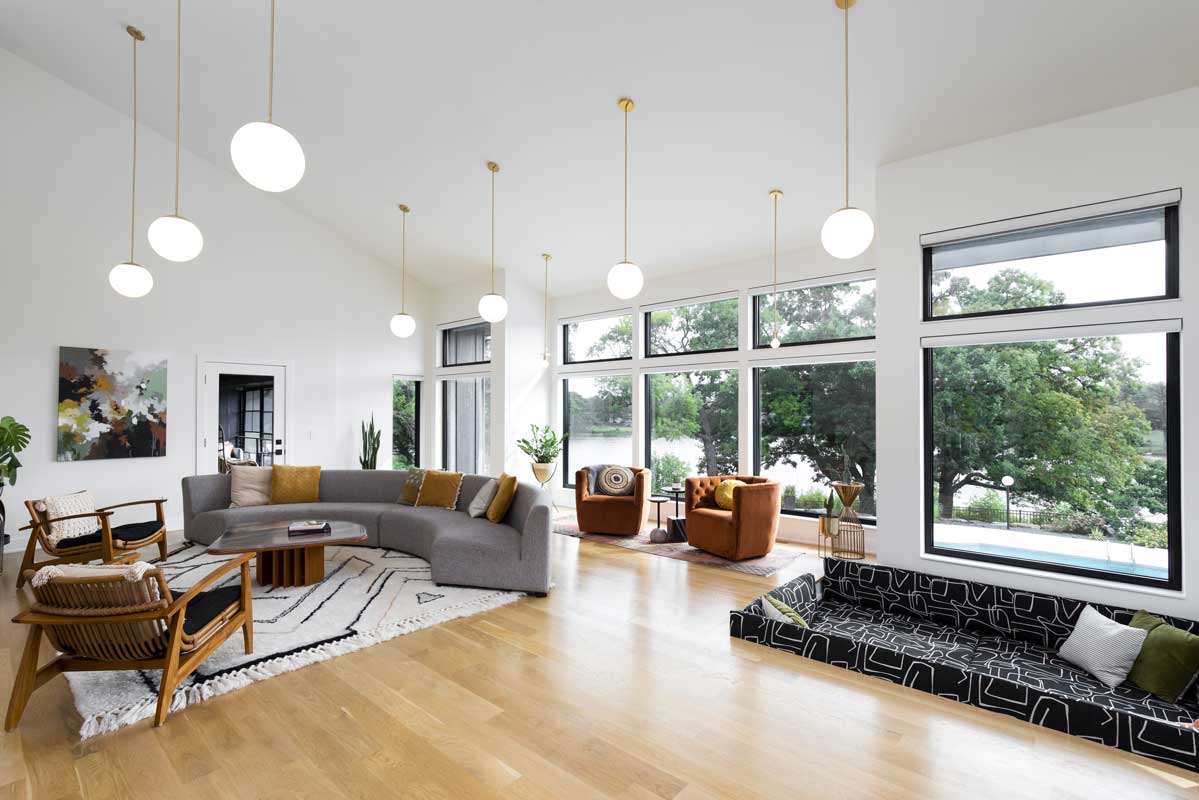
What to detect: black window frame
<box><xmin>751</xmin><ymin>362</ymin><xmax>878</xmax><ymax>527</ymax></box>
<box><xmin>643</xmin><ymin>368</ymin><xmax>740</xmax><ymax>485</ymax></box>
<box><xmin>561</xmin><ymin>374</ymin><xmax>634</xmax><ymax>489</ymax></box>
<box><xmin>391</xmin><ymin>378</ymin><xmax>421</xmax><ymax>470</ymax></box>
<box><xmin>441</xmin><ymin>322</ymin><xmax>492</xmax><ymax>368</ymax></box>
<box><xmin>921</xmin><ymin>332</ymin><xmax>1182</xmax><ymax>590</ymax></box>
<box><xmin>922</xmin><ymin>204</ymin><xmax>1180</xmax><ymax>323</ymax></box>
<box><xmin>643</xmin><ymin>297</ymin><xmax>740</xmax><ymax>359</ymax></box>
<box><xmin>562</xmin><ymin>314</ymin><xmax>634</xmax><ymax>365</ymax></box>
<box><xmin>751</xmin><ymin>278</ymin><xmax>877</xmax><ymax>350</ymax></box>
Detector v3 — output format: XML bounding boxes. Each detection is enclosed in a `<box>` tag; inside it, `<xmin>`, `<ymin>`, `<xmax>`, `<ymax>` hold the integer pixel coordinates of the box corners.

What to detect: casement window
<box><xmin>645</xmin><ymin>297</ymin><xmax>739</xmax><ymax>357</ymax></box>
<box><xmin>561</xmin><ymin>374</ymin><xmax>633</xmax><ymax>488</ymax></box>
<box><xmin>753</xmin><ymin>360</ymin><xmax>877</xmax><ymax>523</ymax></box>
<box><xmin>563</xmin><ymin>314</ymin><xmax>633</xmax><ymax>364</ymax></box>
<box><xmin>753</xmin><ymin>277</ymin><xmax>875</xmax><ymax>349</ymax></box>
<box><xmin>391</xmin><ymin>378</ymin><xmax>420</xmax><ymax>470</ymax></box>
<box><xmin>442</xmin><ymin>321</ymin><xmax>491</xmax><ymax>367</ymax></box>
<box><xmin>442</xmin><ymin>376</ymin><xmax>490</xmax><ymax>473</ymax></box>
<box><xmin>644</xmin><ymin>369</ymin><xmax>738</xmax><ymax>493</ymax></box>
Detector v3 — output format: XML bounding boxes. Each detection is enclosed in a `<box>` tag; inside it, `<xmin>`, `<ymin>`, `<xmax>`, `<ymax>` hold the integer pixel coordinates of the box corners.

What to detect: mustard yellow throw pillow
<box><xmin>486</xmin><ymin>473</ymin><xmax>518</xmax><ymax>523</ymax></box>
<box><xmin>416</xmin><ymin>470</ymin><xmax>464</xmax><ymax>509</ymax></box>
<box><xmin>270</xmin><ymin>465</ymin><xmax>321</xmax><ymax>504</ymax></box>
<box><xmin>714</xmin><ymin>479</ymin><xmax>745</xmax><ymax>510</ymax></box>
<box><xmin>399</xmin><ymin>468</ymin><xmax>426</xmax><ymax>505</ymax></box>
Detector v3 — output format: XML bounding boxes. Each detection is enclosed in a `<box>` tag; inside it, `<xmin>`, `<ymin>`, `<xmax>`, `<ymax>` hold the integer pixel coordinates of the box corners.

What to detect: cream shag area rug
<box><xmin>65</xmin><ymin>544</ymin><xmax>523</xmax><ymax>739</ymax></box>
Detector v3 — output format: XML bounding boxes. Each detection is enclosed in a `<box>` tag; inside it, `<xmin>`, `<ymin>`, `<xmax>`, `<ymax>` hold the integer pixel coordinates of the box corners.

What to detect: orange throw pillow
<box><xmin>270</xmin><ymin>465</ymin><xmax>321</xmax><ymax>504</ymax></box>
<box><xmin>416</xmin><ymin>470</ymin><xmax>464</xmax><ymax>509</ymax></box>
<box><xmin>486</xmin><ymin>473</ymin><xmax>518</xmax><ymax>523</ymax></box>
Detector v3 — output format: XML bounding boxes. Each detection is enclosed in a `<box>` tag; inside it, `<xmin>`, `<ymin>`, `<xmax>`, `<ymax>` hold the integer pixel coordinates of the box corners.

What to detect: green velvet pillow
<box><xmin>764</xmin><ymin>595</ymin><xmax>809</xmax><ymax>628</ymax></box>
<box><xmin>1127</xmin><ymin>610</ymin><xmax>1199</xmax><ymax>703</ymax></box>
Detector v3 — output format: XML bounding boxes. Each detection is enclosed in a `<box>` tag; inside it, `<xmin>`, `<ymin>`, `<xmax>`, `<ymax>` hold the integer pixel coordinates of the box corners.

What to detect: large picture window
<box><xmin>645</xmin><ymin>369</ymin><xmax>738</xmax><ymax>493</ymax></box>
<box><xmin>925</xmin><ymin>204</ymin><xmax>1178</xmax><ymax>320</ymax></box>
<box><xmin>925</xmin><ymin>330</ymin><xmax>1178</xmax><ymax>588</ymax></box>
<box><xmin>442</xmin><ymin>376</ymin><xmax>490</xmax><ymax>473</ymax></box>
<box><xmin>563</xmin><ymin>314</ymin><xmax>633</xmax><ymax>364</ymax></box>
<box><xmin>392</xmin><ymin>378</ymin><xmax>419</xmax><ymax>470</ymax></box>
<box><xmin>754</xmin><ymin>361</ymin><xmax>876</xmax><ymax>521</ymax></box>
<box><xmin>754</xmin><ymin>278</ymin><xmax>875</xmax><ymax>348</ymax></box>
<box><xmin>562</xmin><ymin>375</ymin><xmax>633</xmax><ymax>487</ymax></box>
<box><xmin>442</xmin><ymin>321</ymin><xmax>491</xmax><ymax>366</ymax></box>
<box><xmin>646</xmin><ymin>297</ymin><xmax>738</xmax><ymax>357</ymax></box>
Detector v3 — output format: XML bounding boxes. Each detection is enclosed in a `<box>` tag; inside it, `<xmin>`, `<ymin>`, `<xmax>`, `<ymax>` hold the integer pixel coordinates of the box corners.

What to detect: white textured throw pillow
<box><xmin>468</xmin><ymin>479</ymin><xmax>499</xmax><ymax>518</ymax></box>
<box><xmin>229</xmin><ymin>465</ymin><xmax>272</xmax><ymax>508</ymax></box>
<box><xmin>1058</xmin><ymin>605</ymin><xmax>1148</xmax><ymax>688</ymax></box>
<box><xmin>41</xmin><ymin>490</ymin><xmax>100</xmax><ymax>546</ymax></box>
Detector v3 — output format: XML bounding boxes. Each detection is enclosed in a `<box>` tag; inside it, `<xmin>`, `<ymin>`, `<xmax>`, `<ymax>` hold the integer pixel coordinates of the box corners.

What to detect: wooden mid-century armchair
<box><xmin>5</xmin><ymin>552</ymin><xmax>254</xmax><ymax>730</ymax></box>
<box><xmin>17</xmin><ymin>497</ymin><xmax>169</xmax><ymax>588</ymax></box>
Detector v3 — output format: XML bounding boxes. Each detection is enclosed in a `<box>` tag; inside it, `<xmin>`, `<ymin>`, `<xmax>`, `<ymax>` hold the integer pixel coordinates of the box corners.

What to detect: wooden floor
<box><xmin>2</xmin><ymin>533</ymin><xmax>1197</xmax><ymax>800</ymax></box>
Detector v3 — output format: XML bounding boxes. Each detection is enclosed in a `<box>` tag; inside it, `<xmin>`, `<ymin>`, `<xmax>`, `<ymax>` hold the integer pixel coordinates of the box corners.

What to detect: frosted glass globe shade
<box><xmin>770</xmin><ymin>336</ymin><xmax>781</xmax><ymax>349</ymax></box>
<box><xmin>148</xmin><ymin>214</ymin><xmax>203</xmax><ymax>262</ymax></box>
<box><xmin>109</xmin><ymin>262</ymin><xmax>153</xmax><ymax>298</ymax></box>
<box><xmin>820</xmin><ymin>207</ymin><xmax>875</xmax><ymax>259</ymax></box>
<box><xmin>478</xmin><ymin>293</ymin><xmax>508</xmax><ymax>323</ymax></box>
<box><xmin>606</xmin><ymin>260</ymin><xmax>643</xmax><ymax>300</ymax></box>
<box><xmin>230</xmin><ymin>121</ymin><xmax>305</xmax><ymax>192</ymax></box>
<box><xmin>389</xmin><ymin>313</ymin><xmax>416</xmax><ymax>338</ymax></box>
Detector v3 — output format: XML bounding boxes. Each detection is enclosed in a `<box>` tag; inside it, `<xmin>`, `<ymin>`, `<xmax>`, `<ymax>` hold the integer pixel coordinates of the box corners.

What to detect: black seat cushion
<box><xmin>968</xmin><ymin>635</ymin><xmax>1199</xmax><ymax>724</ymax></box>
<box><xmin>170</xmin><ymin>586</ymin><xmax>242</xmax><ymax>636</ymax></box>
<box><xmin>56</xmin><ymin>519</ymin><xmax>163</xmax><ymax>549</ymax></box>
<box><xmin>811</xmin><ymin>600</ymin><xmax>980</xmax><ymax>670</ymax></box>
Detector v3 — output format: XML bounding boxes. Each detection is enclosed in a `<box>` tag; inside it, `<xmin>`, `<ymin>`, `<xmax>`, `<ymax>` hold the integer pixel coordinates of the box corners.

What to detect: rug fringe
<box><xmin>74</xmin><ymin>589</ymin><xmax>524</xmax><ymax>740</ymax></box>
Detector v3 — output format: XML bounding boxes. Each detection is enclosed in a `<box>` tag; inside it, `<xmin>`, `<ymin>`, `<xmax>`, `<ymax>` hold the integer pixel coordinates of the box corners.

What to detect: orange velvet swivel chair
<box><xmin>575</xmin><ymin>467</ymin><xmax>651</xmax><ymax>536</ymax></box>
<box><xmin>684</xmin><ymin>476</ymin><xmax>780</xmax><ymax>560</ymax></box>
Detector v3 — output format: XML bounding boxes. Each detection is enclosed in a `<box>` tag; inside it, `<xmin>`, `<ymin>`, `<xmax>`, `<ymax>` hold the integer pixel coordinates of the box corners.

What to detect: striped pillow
<box><xmin>1058</xmin><ymin>605</ymin><xmax>1148</xmax><ymax>688</ymax></box>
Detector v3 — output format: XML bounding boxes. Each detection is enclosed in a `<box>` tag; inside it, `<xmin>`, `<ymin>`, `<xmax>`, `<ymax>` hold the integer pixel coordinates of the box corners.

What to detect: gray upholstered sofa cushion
<box><xmin>181</xmin><ymin>470</ymin><xmax>552</xmax><ymax>594</ymax></box>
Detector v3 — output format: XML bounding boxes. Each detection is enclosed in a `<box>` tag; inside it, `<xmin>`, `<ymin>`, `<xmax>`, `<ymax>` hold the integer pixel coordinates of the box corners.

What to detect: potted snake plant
<box><xmin>516</xmin><ymin>425</ymin><xmax>565</xmax><ymax>487</ymax></box>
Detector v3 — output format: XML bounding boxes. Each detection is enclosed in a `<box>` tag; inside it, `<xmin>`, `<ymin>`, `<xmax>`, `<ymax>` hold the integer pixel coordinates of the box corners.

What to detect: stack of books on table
<box><xmin>287</xmin><ymin>520</ymin><xmax>331</xmax><ymax>536</ymax></box>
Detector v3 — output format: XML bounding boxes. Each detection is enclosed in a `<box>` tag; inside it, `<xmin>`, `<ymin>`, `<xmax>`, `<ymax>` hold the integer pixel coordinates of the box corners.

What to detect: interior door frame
<box><xmin>195</xmin><ymin>356</ymin><xmax>293</xmax><ymax>476</ymax></box>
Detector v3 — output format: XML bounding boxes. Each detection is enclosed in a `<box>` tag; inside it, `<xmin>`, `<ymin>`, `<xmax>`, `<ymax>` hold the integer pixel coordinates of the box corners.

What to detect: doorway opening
<box><xmin>197</xmin><ymin>361</ymin><xmax>286</xmax><ymax>475</ymax></box>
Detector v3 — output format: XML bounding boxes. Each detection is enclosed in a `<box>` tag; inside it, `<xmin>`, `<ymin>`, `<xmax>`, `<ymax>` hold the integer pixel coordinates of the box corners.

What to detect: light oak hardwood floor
<box><xmin>2</xmin><ymin>532</ymin><xmax>1196</xmax><ymax>799</ymax></box>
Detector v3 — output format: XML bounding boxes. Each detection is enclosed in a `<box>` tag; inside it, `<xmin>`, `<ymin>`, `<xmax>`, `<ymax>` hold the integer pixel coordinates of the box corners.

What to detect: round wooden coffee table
<box><xmin>207</xmin><ymin>520</ymin><xmax>367</xmax><ymax>587</ymax></box>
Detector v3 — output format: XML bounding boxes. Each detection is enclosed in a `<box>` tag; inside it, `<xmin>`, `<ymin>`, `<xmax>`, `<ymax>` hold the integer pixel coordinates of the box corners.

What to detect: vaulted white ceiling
<box><xmin>4</xmin><ymin>1</ymin><xmax>1198</xmax><ymax>293</ymax></box>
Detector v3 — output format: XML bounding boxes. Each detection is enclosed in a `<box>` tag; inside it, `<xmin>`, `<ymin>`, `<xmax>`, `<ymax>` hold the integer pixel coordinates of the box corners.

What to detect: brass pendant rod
<box><xmin>843</xmin><ymin>0</ymin><xmax>850</xmax><ymax>209</ymax></box>
<box><xmin>542</xmin><ymin>253</ymin><xmax>552</xmax><ymax>357</ymax></box>
<box><xmin>490</xmin><ymin>167</ymin><xmax>496</xmax><ymax>294</ymax></box>
<box><xmin>128</xmin><ymin>26</ymin><xmax>142</xmax><ymax>264</ymax></box>
<box><xmin>623</xmin><ymin>107</ymin><xmax>628</xmax><ymax>262</ymax></box>
<box><xmin>267</xmin><ymin>0</ymin><xmax>276</xmax><ymax>123</ymax></box>
<box><xmin>399</xmin><ymin>204</ymin><xmax>408</xmax><ymax>313</ymax></box>
<box><xmin>173</xmin><ymin>0</ymin><xmax>182</xmax><ymax>214</ymax></box>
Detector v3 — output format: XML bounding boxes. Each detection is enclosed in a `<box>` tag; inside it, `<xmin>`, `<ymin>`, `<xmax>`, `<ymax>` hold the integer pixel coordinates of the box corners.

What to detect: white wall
<box><xmin>0</xmin><ymin>48</ymin><xmax>427</xmax><ymax>544</ymax></box>
<box><xmin>875</xmin><ymin>88</ymin><xmax>1198</xmax><ymax>616</ymax></box>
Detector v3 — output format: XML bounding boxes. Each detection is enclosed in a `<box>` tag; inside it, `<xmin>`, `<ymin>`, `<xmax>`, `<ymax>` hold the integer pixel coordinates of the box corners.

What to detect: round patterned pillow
<box><xmin>597</xmin><ymin>465</ymin><xmax>635</xmax><ymax>496</ymax></box>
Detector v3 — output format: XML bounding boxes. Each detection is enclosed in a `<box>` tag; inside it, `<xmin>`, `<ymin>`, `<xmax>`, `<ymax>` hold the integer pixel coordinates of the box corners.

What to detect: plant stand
<box><xmin>531</xmin><ymin>462</ymin><xmax>559</xmax><ymax>512</ymax></box>
<box><xmin>830</xmin><ymin>482</ymin><xmax>866</xmax><ymax>560</ymax></box>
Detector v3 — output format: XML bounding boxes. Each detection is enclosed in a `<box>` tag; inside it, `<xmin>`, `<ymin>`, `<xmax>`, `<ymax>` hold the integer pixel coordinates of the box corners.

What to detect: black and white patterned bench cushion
<box><xmin>730</xmin><ymin>559</ymin><xmax>1199</xmax><ymax>773</ymax></box>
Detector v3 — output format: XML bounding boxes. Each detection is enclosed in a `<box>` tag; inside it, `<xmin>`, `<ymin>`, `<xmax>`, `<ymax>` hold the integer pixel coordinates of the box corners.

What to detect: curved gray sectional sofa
<box><xmin>181</xmin><ymin>471</ymin><xmax>552</xmax><ymax>594</ymax></box>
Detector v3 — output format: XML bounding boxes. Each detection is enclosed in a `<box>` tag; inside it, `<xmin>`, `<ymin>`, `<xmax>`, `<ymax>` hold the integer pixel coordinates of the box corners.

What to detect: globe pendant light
<box><xmin>110</xmin><ymin>26</ymin><xmax>154</xmax><ymax>299</ymax></box>
<box><xmin>149</xmin><ymin>0</ymin><xmax>203</xmax><ymax>262</ymax></box>
<box><xmin>541</xmin><ymin>253</ymin><xmax>552</xmax><ymax>366</ymax></box>
<box><xmin>477</xmin><ymin>161</ymin><xmax>508</xmax><ymax>323</ymax></box>
<box><xmin>821</xmin><ymin>0</ymin><xmax>875</xmax><ymax>260</ymax></box>
<box><xmin>607</xmin><ymin>97</ymin><xmax>644</xmax><ymax>300</ymax></box>
<box><xmin>389</xmin><ymin>204</ymin><xmax>416</xmax><ymax>338</ymax></box>
<box><xmin>230</xmin><ymin>0</ymin><xmax>305</xmax><ymax>192</ymax></box>
<box><xmin>769</xmin><ymin>189</ymin><xmax>783</xmax><ymax>348</ymax></box>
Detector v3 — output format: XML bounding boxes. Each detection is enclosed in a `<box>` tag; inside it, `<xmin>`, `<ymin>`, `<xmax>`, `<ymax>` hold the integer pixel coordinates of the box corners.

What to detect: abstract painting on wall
<box><xmin>57</xmin><ymin>347</ymin><xmax>167</xmax><ymax>460</ymax></box>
